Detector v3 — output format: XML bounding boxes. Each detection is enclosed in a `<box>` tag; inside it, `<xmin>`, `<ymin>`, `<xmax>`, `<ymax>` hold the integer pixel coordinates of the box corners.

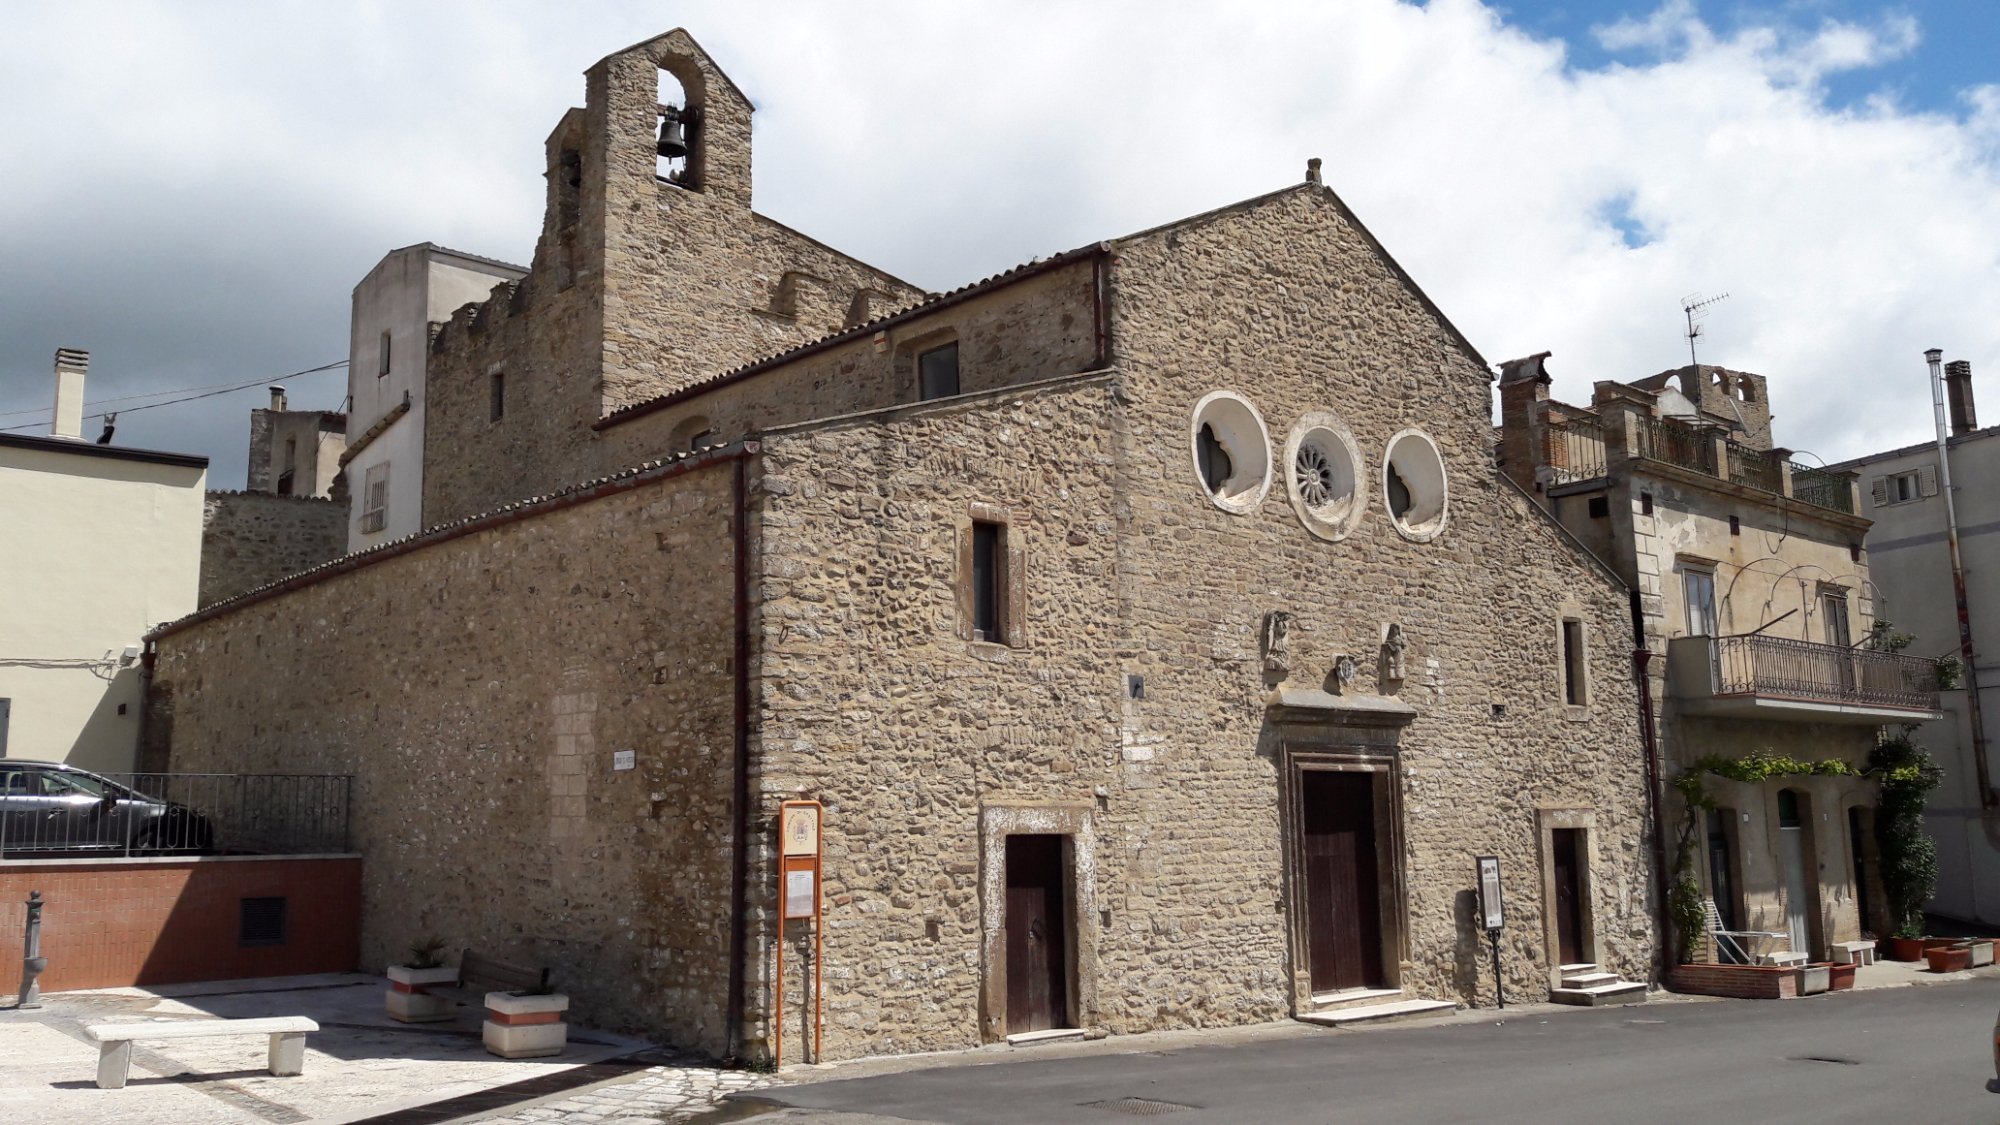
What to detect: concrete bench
<box><xmin>1759</xmin><ymin>951</ymin><xmax>1810</xmax><ymax>968</ymax></box>
<box><xmin>84</xmin><ymin>1017</ymin><xmax>318</xmax><ymax>1090</ymax></box>
<box><xmin>1831</xmin><ymin>940</ymin><xmax>1876</xmax><ymax>966</ymax></box>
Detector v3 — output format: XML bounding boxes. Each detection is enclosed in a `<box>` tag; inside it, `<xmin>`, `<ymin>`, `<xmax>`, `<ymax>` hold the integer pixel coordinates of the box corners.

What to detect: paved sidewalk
<box><xmin>446</xmin><ymin>1062</ymin><xmax>776</xmax><ymax>1124</ymax></box>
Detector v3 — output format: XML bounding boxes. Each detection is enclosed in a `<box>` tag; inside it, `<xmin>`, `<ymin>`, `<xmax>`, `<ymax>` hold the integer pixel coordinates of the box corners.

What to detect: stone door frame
<box><xmin>1279</xmin><ymin>744</ymin><xmax>1408</xmax><ymax>1011</ymax></box>
<box><xmin>1535</xmin><ymin>807</ymin><xmax>1601</xmax><ymax>991</ymax></box>
<box><xmin>977</xmin><ymin>803</ymin><xmax>1097</xmax><ymax>1043</ymax></box>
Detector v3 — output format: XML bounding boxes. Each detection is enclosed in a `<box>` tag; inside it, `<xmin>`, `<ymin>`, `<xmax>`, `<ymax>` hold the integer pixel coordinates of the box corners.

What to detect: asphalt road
<box><xmin>744</xmin><ymin>982</ymin><xmax>2000</xmax><ymax>1124</ymax></box>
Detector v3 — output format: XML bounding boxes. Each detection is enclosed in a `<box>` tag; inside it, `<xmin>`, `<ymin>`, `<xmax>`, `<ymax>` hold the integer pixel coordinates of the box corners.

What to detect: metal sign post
<box><xmin>774</xmin><ymin>801</ymin><xmax>822</xmax><ymax>1069</ymax></box>
<box><xmin>1475</xmin><ymin>856</ymin><xmax>1504</xmax><ymax>1010</ymax></box>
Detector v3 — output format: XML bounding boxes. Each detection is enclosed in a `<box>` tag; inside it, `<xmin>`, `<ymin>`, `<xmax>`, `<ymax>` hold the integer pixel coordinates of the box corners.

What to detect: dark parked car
<box><xmin>0</xmin><ymin>761</ymin><xmax>213</xmax><ymax>855</ymax></box>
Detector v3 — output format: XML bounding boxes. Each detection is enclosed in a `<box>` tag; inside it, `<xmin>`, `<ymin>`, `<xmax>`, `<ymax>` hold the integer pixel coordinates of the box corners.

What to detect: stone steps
<box><xmin>1296</xmin><ymin>997</ymin><xmax>1457</xmax><ymax>1028</ymax></box>
<box><xmin>1550</xmin><ymin>980</ymin><xmax>1650</xmax><ymax>1007</ymax></box>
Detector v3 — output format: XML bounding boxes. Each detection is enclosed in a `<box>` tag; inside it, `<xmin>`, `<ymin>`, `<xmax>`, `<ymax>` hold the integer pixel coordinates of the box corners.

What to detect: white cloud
<box><xmin>1</xmin><ymin>0</ymin><xmax>1995</xmax><ymax>479</ymax></box>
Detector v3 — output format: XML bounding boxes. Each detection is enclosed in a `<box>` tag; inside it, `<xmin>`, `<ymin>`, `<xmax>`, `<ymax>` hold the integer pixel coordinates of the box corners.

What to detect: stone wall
<box><xmin>598</xmin><ymin>257</ymin><xmax>1101</xmax><ymax>465</ymax></box>
<box><xmin>1102</xmin><ymin>183</ymin><xmax>1652</xmax><ymax>1016</ymax></box>
<box><xmin>199</xmin><ymin>491</ymin><xmax>347</xmax><ymax>607</ymax></box>
<box><xmin>155</xmin><ymin>453</ymin><xmax>746</xmax><ymax>1055</ymax></box>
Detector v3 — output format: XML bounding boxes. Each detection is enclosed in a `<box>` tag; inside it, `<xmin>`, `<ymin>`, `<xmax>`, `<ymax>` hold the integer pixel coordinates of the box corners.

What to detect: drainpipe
<box><xmin>1927</xmin><ymin>349</ymin><xmax>1992</xmax><ymax>808</ymax></box>
<box><xmin>1630</xmin><ymin>589</ymin><xmax>1672</xmax><ymax>979</ymax></box>
<box><xmin>725</xmin><ymin>452</ymin><xmax>754</xmax><ymax>1062</ymax></box>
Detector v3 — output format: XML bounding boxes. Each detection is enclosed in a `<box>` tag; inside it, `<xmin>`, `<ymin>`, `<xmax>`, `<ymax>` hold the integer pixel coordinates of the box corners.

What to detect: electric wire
<box><xmin>0</xmin><ymin>361</ymin><xmax>348</xmax><ymax>432</ymax></box>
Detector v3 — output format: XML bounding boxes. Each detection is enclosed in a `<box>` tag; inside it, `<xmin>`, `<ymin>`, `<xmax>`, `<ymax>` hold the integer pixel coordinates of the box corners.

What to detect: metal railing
<box><xmin>0</xmin><ymin>771</ymin><xmax>351</xmax><ymax>858</ymax></box>
<box><xmin>1711</xmin><ymin>634</ymin><xmax>1940</xmax><ymax>712</ymax></box>
<box><xmin>1634</xmin><ymin>416</ymin><xmax>1717</xmax><ymax>476</ymax></box>
<box><xmin>1543</xmin><ymin>416</ymin><xmax>1607</xmax><ymax>483</ymax></box>
<box><xmin>1725</xmin><ymin>441</ymin><xmax>1783</xmax><ymax>495</ymax></box>
<box><xmin>1788</xmin><ymin>461</ymin><xmax>1854</xmax><ymax>514</ymax></box>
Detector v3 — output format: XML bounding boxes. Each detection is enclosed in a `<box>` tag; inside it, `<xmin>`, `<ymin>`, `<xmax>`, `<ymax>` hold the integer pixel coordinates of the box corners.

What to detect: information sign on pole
<box><xmin>1475</xmin><ymin>854</ymin><xmax>1505</xmax><ymax>1009</ymax></box>
<box><xmin>775</xmin><ymin>801</ymin><xmax>824</xmax><ymax>1069</ymax></box>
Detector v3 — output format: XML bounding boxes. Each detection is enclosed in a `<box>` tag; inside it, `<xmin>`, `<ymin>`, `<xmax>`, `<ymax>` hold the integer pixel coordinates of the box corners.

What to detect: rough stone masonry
<box><xmin>147</xmin><ymin>29</ymin><xmax>1657</xmax><ymax>1064</ymax></box>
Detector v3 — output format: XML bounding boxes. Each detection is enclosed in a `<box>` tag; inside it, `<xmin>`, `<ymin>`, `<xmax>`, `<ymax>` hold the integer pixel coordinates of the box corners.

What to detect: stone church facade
<box><xmin>145</xmin><ymin>31</ymin><xmax>1656</xmax><ymax>1062</ymax></box>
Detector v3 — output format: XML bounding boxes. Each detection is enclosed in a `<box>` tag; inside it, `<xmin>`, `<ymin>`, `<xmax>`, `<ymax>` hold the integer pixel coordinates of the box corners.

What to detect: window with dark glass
<box><xmin>1777</xmin><ymin>789</ymin><xmax>1802</xmax><ymax>829</ymax></box>
<box><xmin>378</xmin><ymin>331</ymin><xmax>392</xmax><ymax>377</ymax></box>
<box><xmin>1197</xmin><ymin>424</ymin><xmax>1232</xmax><ymax>495</ymax></box>
<box><xmin>1386</xmin><ymin>463</ymin><xmax>1413</xmax><ymax>519</ymax></box>
<box><xmin>919</xmin><ymin>342</ymin><xmax>960</xmax><ymax>400</ymax></box>
<box><xmin>490</xmin><ymin>372</ymin><xmax>506</xmax><ymax>422</ymax></box>
<box><xmin>1562</xmin><ymin>619</ymin><xmax>1586</xmax><ymax>706</ymax></box>
<box><xmin>972</xmin><ymin>520</ymin><xmax>1001</xmax><ymax>642</ymax></box>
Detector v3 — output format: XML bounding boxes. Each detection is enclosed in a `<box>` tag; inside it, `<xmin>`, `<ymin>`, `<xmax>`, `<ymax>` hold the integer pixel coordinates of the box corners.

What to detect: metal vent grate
<box><xmin>1080</xmin><ymin>1098</ymin><xmax>1197</xmax><ymax>1116</ymax></box>
<box><xmin>240</xmin><ymin>896</ymin><xmax>287</xmax><ymax>946</ymax></box>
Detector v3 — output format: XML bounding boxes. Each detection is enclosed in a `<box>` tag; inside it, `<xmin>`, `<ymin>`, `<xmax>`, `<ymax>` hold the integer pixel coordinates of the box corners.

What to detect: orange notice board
<box><xmin>775</xmin><ymin>801</ymin><xmax>822</xmax><ymax>1067</ymax></box>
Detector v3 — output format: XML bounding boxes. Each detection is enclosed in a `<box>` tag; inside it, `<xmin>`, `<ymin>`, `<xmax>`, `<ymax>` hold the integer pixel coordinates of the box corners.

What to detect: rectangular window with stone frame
<box><xmin>959</xmin><ymin>506</ymin><xmax>1025</xmax><ymax>647</ymax></box>
<box><xmin>1561</xmin><ymin>618</ymin><xmax>1588</xmax><ymax>707</ymax></box>
<box><xmin>919</xmin><ymin>341</ymin><xmax>961</xmax><ymax>401</ymax></box>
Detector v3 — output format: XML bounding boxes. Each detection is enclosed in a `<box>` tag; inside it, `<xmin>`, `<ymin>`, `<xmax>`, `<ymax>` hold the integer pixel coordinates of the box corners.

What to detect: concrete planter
<box><xmin>483</xmin><ymin>991</ymin><xmax>569</xmax><ymax>1059</ymax></box>
<box><xmin>385</xmin><ymin>964</ymin><xmax>460</xmax><ymax>1023</ymax></box>
<box><xmin>1967</xmin><ymin>940</ymin><xmax>1995</xmax><ymax>968</ymax></box>
<box><xmin>1925</xmin><ymin>945</ymin><xmax>1973</xmax><ymax>974</ymax></box>
<box><xmin>1797</xmin><ymin>964</ymin><xmax>1830</xmax><ymax>995</ymax></box>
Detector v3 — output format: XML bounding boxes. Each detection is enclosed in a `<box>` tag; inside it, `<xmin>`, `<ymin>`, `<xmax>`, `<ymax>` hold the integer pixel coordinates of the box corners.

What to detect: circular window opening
<box><xmin>1189</xmin><ymin>391</ymin><xmax>1273</xmax><ymax>514</ymax></box>
<box><xmin>1382</xmin><ymin>428</ymin><xmax>1448</xmax><ymax>541</ymax></box>
<box><xmin>1283</xmin><ymin>412</ymin><xmax>1365</xmax><ymax>541</ymax></box>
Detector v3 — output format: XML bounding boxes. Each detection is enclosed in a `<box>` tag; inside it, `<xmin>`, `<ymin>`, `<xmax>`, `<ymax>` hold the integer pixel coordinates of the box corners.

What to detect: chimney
<box><xmin>269</xmin><ymin>386</ymin><xmax>288</xmax><ymax>412</ymax></box>
<box><xmin>1945</xmin><ymin>360</ymin><xmax>1977</xmax><ymax>435</ymax></box>
<box><xmin>51</xmin><ymin>347</ymin><xmax>88</xmax><ymax>439</ymax></box>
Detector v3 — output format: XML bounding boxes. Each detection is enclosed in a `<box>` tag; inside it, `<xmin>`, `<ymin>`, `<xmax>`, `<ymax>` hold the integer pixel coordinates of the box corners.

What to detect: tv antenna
<box><xmin>1681</xmin><ymin>292</ymin><xmax>1728</xmax><ymax>368</ymax></box>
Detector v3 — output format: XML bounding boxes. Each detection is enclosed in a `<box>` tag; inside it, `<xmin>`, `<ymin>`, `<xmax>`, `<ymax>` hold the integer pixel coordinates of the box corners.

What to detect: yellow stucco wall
<box><xmin>0</xmin><ymin>441</ymin><xmax>204</xmax><ymax>771</ymax></box>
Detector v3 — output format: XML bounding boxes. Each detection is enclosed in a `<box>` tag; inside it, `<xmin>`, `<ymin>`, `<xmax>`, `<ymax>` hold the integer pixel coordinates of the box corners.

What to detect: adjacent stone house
<box><xmin>1498</xmin><ymin>354</ymin><xmax>1943</xmax><ymax>965</ymax></box>
<box><xmin>146</xmin><ymin>30</ymin><xmax>1656</xmax><ymax>1062</ymax></box>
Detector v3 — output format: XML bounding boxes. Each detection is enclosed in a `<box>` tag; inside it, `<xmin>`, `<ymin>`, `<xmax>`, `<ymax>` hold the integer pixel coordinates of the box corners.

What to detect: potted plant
<box><xmin>483</xmin><ymin>980</ymin><xmax>570</xmax><ymax>1059</ymax></box>
<box><xmin>386</xmin><ymin>936</ymin><xmax>458</xmax><ymax>1023</ymax></box>
<box><xmin>1926</xmin><ymin>943</ymin><xmax>1974</xmax><ymax>973</ymax></box>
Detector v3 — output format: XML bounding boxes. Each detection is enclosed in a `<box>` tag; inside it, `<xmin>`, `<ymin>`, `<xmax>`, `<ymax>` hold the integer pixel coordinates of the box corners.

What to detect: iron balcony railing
<box><xmin>1634</xmin><ymin>416</ymin><xmax>1718</xmax><ymax>476</ymax></box>
<box><xmin>1543</xmin><ymin>416</ymin><xmax>1608</xmax><ymax>483</ymax></box>
<box><xmin>1711</xmin><ymin>634</ymin><xmax>1940</xmax><ymax>712</ymax></box>
<box><xmin>1725</xmin><ymin>441</ymin><xmax>1783</xmax><ymax>495</ymax></box>
<box><xmin>1788</xmin><ymin>461</ymin><xmax>1855</xmax><ymax>515</ymax></box>
<box><xmin>0</xmin><ymin>771</ymin><xmax>352</xmax><ymax>859</ymax></box>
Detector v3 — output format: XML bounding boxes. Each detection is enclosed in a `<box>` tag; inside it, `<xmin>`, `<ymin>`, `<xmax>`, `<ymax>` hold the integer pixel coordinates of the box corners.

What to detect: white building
<box><xmin>1832</xmin><ymin>356</ymin><xmax>2000</xmax><ymax>926</ymax></box>
<box><xmin>344</xmin><ymin>244</ymin><xmax>526</xmax><ymax>551</ymax></box>
<box><xmin>0</xmin><ymin>349</ymin><xmax>206</xmax><ymax>771</ymax></box>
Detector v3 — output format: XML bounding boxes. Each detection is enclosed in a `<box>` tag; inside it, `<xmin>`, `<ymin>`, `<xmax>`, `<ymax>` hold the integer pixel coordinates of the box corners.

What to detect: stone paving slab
<box><xmin>0</xmin><ymin>973</ymin><xmax>677</xmax><ymax>1125</ymax></box>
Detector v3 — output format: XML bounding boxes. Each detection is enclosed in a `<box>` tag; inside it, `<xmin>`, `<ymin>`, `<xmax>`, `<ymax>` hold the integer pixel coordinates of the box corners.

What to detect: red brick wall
<box><xmin>0</xmin><ymin>856</ymin><xmax>361</xmax><ymax>992</ymax></box>
<box><xmin>1670</xmin><ymin>963</ymin><xmax>1799</xmax><ymax>1000</ymax></box>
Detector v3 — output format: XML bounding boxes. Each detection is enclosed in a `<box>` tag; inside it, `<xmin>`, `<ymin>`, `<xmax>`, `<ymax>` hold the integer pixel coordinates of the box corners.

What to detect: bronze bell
<box><xmin>656</xmin><ymin>107</ymin><xmax>688</xmax><ymax>159</ymax></box>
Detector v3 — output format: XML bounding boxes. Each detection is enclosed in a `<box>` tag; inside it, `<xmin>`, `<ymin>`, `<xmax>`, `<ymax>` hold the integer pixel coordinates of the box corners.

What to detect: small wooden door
<box><xmin>1302</xmin><ymin>771</ymin><xmax>1385</xmax><ymax>992</ymax></box>
<box><xmin>1551</xmin><ymin>828</ymin><xmax>1586</xmax><ymax>966</ymax></box>
<box><xmin>1005</xmin><ymin>834</ymin><xmax>1069</xmax><ymax>1034</ymax></box>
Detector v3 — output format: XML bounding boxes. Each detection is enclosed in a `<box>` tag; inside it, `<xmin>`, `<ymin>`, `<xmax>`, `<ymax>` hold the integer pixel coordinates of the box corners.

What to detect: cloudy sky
<box><xmin>2</xmin><ymin>0</ymin><xmax>1995</xmax><ymax>488</ymax></box>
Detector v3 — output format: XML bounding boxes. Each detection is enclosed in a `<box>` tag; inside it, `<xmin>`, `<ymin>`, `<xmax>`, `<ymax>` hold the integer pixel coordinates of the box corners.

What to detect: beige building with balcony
<box><xmin>1500</xmin><ymin>354</ymin><xmax>1942</xmax><ymax>962</ymax></box>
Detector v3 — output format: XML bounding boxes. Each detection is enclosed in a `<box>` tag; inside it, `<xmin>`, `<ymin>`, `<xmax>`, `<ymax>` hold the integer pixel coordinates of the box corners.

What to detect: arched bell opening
<box><xmin>654</xmin><ymin>65</ymin><xmax>703</xmax><ymax>189</ymax></box>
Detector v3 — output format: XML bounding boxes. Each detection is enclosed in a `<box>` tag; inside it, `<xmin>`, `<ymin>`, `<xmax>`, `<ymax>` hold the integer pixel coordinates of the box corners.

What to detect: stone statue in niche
<box><xmin>1261</xmin><ymin>610</ymin><xmax>1293</xmax><ymax>682</ymax></box>
<box><xmin>1382</xmin><ymin>623</ymin><xmax>1407</xmax><ymax>685</ymax></box>
<box><xmin>1331</xmin><ymin>654</ymin><xmax>1359</xmax><ymax>694</ymax></box>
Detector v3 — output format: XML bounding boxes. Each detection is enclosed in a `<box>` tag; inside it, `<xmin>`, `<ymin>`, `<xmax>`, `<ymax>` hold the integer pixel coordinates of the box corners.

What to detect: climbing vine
<box><xmin>1870</xmin><ymin>732</ymin><xmax>1942</xmax><ymax>939</ymax></box>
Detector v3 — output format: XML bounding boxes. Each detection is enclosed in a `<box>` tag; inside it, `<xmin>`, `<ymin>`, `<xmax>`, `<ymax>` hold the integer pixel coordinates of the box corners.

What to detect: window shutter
<box><xmin>1869</xmin><ymin>476</ymin><xmax>1890</xmax><ymax>509</ymax></box>
<box><xmin>1005</xmin><ymin>537</ymin><xmax>1028</xmax><ymax>648</ymax></box>
<box><xmin>955</xmin><ymin>525</ymin><xmax>974</xmax><ymax>641</ymax></box>
<box><xmin>1918</xmin><ymin>464</ymin><xmax>1940</xmax><ymax>497</ymax></box>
